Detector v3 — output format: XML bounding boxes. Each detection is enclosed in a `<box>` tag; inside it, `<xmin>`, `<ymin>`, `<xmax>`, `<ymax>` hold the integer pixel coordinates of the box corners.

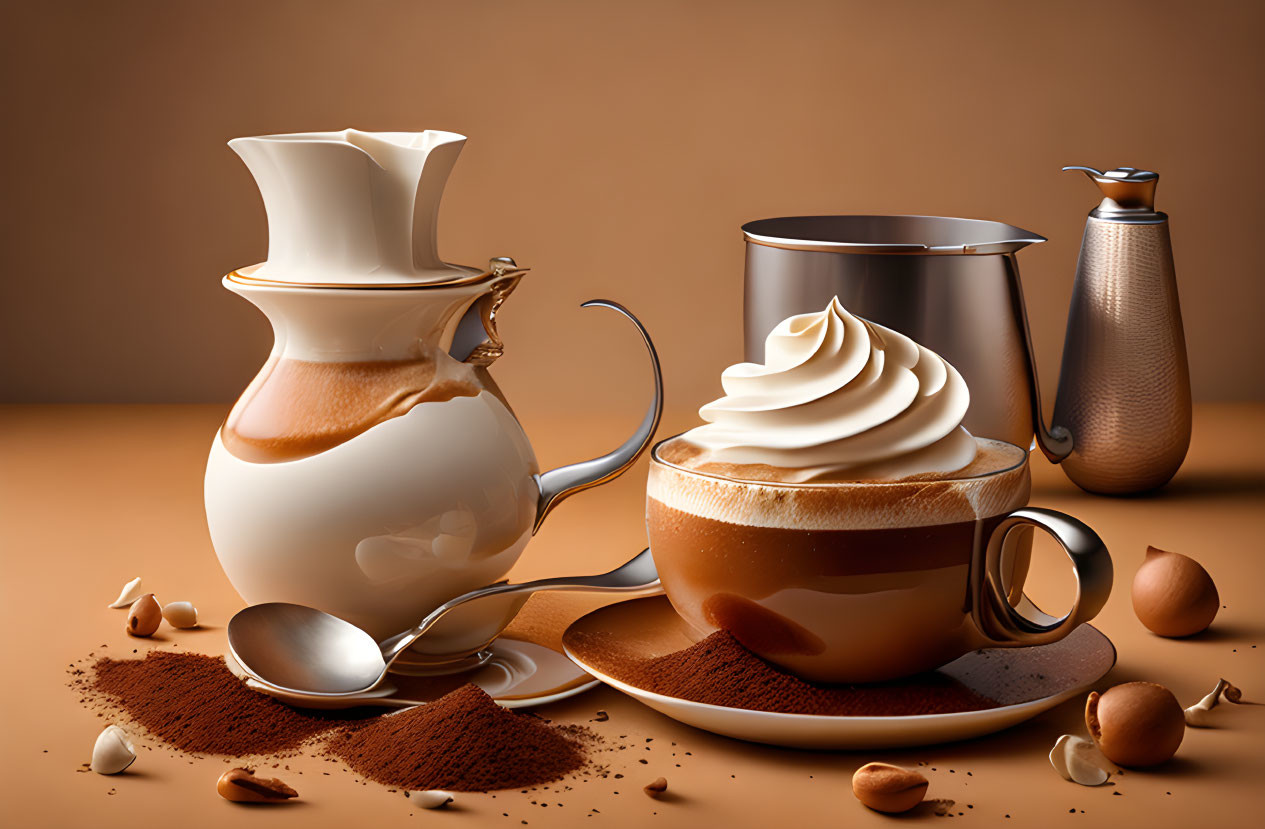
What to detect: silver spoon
<box><xmin>227</xmin><ymin>548</ymin><xmax>659</xmax><ymax>701</ymax></box>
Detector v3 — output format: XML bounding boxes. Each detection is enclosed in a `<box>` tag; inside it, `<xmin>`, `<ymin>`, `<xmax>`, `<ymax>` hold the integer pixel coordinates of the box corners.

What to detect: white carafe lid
<box><xmin>229</xmin><ymin>129</ymin><xmax>473</xmax><ymax>286</ymax></box>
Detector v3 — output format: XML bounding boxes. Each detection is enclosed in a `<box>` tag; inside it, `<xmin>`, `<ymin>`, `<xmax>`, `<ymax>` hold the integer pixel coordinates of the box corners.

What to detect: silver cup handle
<box><xmin>533</xmin><ymin>300</ymin><xmax>663</xmax><ymax>533</ymax></box>
<box><xmin>973</xmin><ymin>507</ymin><xmax>1113</xmax><ymax>646</ymax></box>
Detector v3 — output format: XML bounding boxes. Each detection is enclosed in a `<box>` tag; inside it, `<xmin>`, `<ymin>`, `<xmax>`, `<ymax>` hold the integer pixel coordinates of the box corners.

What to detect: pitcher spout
<box><xmin>229</xmin><ymin>129</ymin><xmax>468</xmax><ymax>285</ymax></box>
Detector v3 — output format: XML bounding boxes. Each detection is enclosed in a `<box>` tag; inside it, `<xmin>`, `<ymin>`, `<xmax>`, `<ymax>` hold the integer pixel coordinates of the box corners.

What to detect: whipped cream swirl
<box><xmin>682</xmin><ymin>297</ymin><xmax>977</xmax><ymax>481</ymax></box>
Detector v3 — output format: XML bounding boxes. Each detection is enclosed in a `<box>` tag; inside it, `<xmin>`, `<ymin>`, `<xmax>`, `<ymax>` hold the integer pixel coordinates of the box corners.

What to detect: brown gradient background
<box><xmin>3</xmin><ymin>5</ymin><xmax>1264</xmax><ymax>828</ymax></box>
<box><xmin>2</xmin><ymin>0</ymin><xmax>1264</xmax><ymax>422</ymax></box>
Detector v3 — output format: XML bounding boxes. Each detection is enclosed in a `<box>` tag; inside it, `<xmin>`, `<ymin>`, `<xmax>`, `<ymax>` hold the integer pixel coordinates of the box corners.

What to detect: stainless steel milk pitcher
<box><xmin>742</xmin><ymin>215</ymin><xmax>1074</xmax><ymax>461</ymax></box>
<box><xmin>742</xmin><ymin>167</ymin><xmax>1191</xmax><ymax>495</ymax></box>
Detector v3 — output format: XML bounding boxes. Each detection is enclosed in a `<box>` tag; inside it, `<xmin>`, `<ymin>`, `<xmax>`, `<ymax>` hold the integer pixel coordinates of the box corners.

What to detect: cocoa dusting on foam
<box><xmin>577</xmin><ymin>630</ymin><xmax>998</xmax><ymax>716</ymax></box>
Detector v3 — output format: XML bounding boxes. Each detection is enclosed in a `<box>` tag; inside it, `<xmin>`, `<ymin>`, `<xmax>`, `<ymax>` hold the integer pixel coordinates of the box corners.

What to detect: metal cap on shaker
<box><xmin>1062</xmin><ymin>166</ymin><xmax>1163</xmax><ymax>222</ymax></box>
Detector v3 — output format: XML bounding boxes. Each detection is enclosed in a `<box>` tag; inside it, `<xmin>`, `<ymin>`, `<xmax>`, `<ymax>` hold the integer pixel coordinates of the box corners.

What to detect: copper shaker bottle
<box><xmin>1051</xmin><ymin>166</ymin><xmax>1191</xmax><ymax>494</ymax></box>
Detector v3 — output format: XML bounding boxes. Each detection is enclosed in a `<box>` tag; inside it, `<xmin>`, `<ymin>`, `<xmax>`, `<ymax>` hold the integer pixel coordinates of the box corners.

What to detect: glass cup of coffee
<box><xmin>646</xmin><ymin>435</ymin><xmax>1113</xmax><ymax>683</ymax></box>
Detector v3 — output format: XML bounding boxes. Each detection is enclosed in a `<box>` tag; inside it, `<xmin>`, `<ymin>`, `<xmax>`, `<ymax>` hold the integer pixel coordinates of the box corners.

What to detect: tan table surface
<box><xmin>2</xmin><ymin>403</ymin><xmax>1263</xmax><ymax>828</ymax></box>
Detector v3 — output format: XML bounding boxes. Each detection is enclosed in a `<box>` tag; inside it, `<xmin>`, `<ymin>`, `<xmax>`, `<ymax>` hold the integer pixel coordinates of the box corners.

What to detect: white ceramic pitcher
<box><xmin>204</xmin><ymin>130</ymin><xmax>661</xmax><ymax>672</ymax></box>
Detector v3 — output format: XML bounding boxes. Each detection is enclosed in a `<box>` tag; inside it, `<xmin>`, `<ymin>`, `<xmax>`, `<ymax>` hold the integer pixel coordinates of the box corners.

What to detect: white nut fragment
<box><xmin>91</xmin><ymin>725</ymin><xmax>136</xmax><ymax>774</ymax></box>
<box><xmin>1050</xmin><ymin>734</ymin><xmax>1112</xmax><ymax>786</ymax></box>
<box><xmin>414</xmin><ymin>790</ymin><xmax>454</xmax><ymax>809</ymax></box>
<box><xmin>162</xmin><ymin>601</ymin><xmax>199</xmax><ymax>629</ymax></box>
<box><xmin>1185</xmin><ymin>678</ymin><xmax>1244</xmax><ymax>727</ymax></box>
<box><xmin>108</xmin><ymin>577</ymin><xmax>145</xmax><ymax>609</ymax></box>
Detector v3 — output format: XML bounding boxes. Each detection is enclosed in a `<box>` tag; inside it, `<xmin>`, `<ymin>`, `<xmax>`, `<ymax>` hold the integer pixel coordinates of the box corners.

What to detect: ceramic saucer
<box><xmin>562</xmin><ymin>596</ymin><xmax>1116</xmax><ymax>750</ymax></box>
<box><xmin>226</xmin><ymin>636</ymin><xmax>597</xmax><ymax>710</ymax></box>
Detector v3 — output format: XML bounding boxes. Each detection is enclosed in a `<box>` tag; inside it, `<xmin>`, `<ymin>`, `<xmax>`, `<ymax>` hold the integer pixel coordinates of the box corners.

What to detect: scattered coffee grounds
<box><xmin>325</xmin><ymin>684</ymin><xmax>590</xmax><ymax>791</ymax></box>
<box><xmin>87</xmin><ymin>651</ymin><xmax>369</xmax><ymax>755</ymax></box>
<box><xmin>614</xmin><ymin>631</ymin><xmax>997</xmax><ymax>715</ymax></box>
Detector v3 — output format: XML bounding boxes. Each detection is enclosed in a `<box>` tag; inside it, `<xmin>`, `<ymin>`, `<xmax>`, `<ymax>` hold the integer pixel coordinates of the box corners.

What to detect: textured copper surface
<box><xmin>1053</xmin><ymin>219</ymin><xmax>1191</xmax><ymax>494</ymax></box>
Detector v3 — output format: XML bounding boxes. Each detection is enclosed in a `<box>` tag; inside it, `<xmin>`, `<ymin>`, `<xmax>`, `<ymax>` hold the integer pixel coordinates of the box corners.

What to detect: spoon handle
<box><xmin>378</xmin><ymin>548</ymin><xmax>660</xmax><ymax>667</ymax></box>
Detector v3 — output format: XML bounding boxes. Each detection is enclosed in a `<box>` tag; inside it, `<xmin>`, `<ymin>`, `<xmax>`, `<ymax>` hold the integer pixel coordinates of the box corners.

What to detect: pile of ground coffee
<box><xmin>325</xmin><ymin>684</ymin><xmax>590</xmax><ymax>791</ymax></box>
<box><xmin>619</xmin><ymin>631</ymin><xmax>997</xmax><ymax>715</ymax></box>
<box><xmin>88</xmin><ymin>651</ymin><xmax>368</xmax><ymax>755</ymax></box>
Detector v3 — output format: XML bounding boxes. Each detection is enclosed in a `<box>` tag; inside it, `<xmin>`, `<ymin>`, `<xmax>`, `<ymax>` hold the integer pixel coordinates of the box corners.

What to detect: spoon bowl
<box><xmin>229</xmin><ymin>603</ymin><xmax>387</xmax><ymax>695</ymax></box>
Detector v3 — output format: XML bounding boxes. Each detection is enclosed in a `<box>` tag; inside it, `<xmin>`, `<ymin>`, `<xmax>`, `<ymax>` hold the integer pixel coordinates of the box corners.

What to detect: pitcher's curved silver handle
<box><xmin>533</xmin><ymin>300</ymin><xmax>663</xmax><ymax>533</ymax></box>
<box><xmin>973</xmin><ymin>507</ymin><xmax>1113</xmax><ymax>646</ymax></box>
<box><xmin>1005</xmin><ymin>252</ymin><xmax>1074</xmax><ymax>462</ymax></box>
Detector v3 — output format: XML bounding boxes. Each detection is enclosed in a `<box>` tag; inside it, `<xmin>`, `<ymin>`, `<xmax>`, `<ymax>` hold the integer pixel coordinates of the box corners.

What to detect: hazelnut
<box><xmin>643</xmin><ymin>777</ymin><xmax>668</xmax><ymax>798</ymax></box>
<box><xmin>851</xmin><ymin>762</ymin><xmax>928</xmax><ymax>814</ymax></box>
<box><xmin>1086</xmin><ymin>682</ymin><xmax>1184</xmax><ymax>767</ymax></box>
<box><xmin>413</xmin><ymin>790</ymin><xmax>453</xmax><ymax>809</ymax></box>
<box><xmin>217</xmin><ymin>767</ymin><xmax>298</xmax><ymax>803</ymax></box>
<box><xmin>1132</xmin><ymin>547</ymin><xmax>1219</xmax><ymax>637</ymax></box>
<box><xmin>162</xmin><ymin>601</ymin><xmax>199</xmax><ymax>629</ymax></box>
<box><xmin>90</xmin><ymin>725</ymin><xmax>136</xmax><ymax>775</ymax></box>
<box><xmin>108</xmin><ymin>577</ymin><xmax>145</xmax><ymax>609</ymax></box>
<box><xmin>126</xmin><ymin>594</ymin><xmax>162</xmax><ymax>637</ymax></box>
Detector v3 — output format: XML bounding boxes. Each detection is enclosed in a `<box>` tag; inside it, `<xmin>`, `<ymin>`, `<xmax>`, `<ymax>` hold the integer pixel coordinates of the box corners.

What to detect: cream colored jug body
<box><xmin>204</xmin><ymin>131</ymin><xmax>662</xmax><ymax>664</ymax></box>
